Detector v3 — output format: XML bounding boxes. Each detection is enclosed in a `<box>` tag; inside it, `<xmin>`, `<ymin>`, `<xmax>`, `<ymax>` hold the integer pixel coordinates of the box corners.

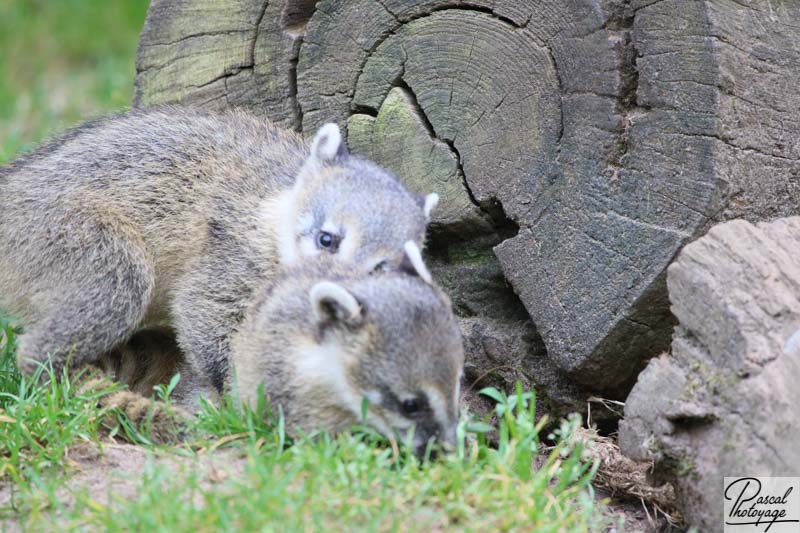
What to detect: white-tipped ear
<box><xmin>310</xmin><ymin>123</ymin><xmax>343</xmax><ymax>163</ymax></box>
<box><xmin>423</xmin><ymin>193</ymin><xmax>439</xmax><ymax>220</ymax></box>
<box><xmin>310</xmin><ymin>281</ymin><xmax>361</xmax><ymax>323</ymax></box>
<box><xmin>402</xmin><ymin>241</ymin><xmax>433</xmax><ymax>284</ymax></box>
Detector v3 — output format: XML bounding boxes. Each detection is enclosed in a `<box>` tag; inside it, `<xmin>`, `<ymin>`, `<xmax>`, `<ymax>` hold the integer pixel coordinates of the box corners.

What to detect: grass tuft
<box><xmin>0</xmin><ymin>318</ymin><xmax>607</xmax><ymax>531</ymax></box>
<box><xmin>0</xmin><ymin>357</ymin><xmax>118</xmax><ymax>484</ymax></box>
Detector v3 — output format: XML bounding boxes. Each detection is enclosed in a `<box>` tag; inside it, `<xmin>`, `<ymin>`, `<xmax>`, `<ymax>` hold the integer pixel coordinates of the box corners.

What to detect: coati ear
<box><xmin>399</xmin><ymin>241</ymin><xmax>433</xmax><ymax>284</ymax></box>
<box><xmin>423</xmin><ymin>193</ymin><xmax>439</xmax><ymax>221</ymax></box>
<box><xmin>310</xmin><ymin>123</ymin><xmax>346</xmax><ymax>163</ymax></box>
<box><xmin>310</xmin><ymin>281</ymin><xmax>362</xmax><ymax>324</ymax></box>
<box><xmin>415</xmin><ymin>193</ymin><xmax>439</xmax><ymax>221</ymax></box>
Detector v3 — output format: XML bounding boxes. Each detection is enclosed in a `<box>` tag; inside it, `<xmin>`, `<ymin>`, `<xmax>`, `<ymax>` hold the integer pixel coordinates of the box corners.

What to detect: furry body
<box><xmin>100</xmin><ymin>255</ymin><xmax>464</xmax><ymax>453</ymax></box>
<box><xmin>0</xmin><ymin>107</ymin><xmax>430</xmax><ymax>389</ymax></box>
<box><xmin>230</xmin><ymin>256</ymin><xmax>464</xmax><ymax>453</ymax></box>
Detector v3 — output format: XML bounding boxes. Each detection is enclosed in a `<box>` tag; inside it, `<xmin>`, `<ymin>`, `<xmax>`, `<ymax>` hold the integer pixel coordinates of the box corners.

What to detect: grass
<box><xmin>0</xmin><ymin>325</ymin><xmax>608</xmax><ymax>531</ymax></box>
<box><xmin>0</xmin><ymin>0</ymin><xmax>150</xmax><ymax>163</ymax></box>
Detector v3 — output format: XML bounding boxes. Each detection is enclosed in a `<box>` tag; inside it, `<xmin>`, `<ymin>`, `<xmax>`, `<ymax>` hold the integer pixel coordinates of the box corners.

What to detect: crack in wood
<box><xmin>250</xmin><ymin>0</ymin><xmax>270</xmax><ymax>65</ymax></box>
<box><xmin>392</xmin><ymin>79</ymin><xmax>519</xmax><ymax>239</ymax></box>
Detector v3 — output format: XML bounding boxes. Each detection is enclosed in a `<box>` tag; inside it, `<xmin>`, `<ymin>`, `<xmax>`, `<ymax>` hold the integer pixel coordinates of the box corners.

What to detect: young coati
<box><xmin>230</xmin><ymin>242</ymin><xmax>463</xmax><ymax>454</ymax></box>
<box><xmin>0</xmin><ymin>106</ymin><xmax>438</xmax><ymax>390</ymax></box>
<box><xmin>99</xmin><ymin>243</ymin><xmax>464</xmax><ymax>454</ymax></box>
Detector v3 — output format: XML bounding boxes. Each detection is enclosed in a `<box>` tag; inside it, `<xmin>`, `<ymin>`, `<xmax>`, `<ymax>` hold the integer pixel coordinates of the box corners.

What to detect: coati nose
<box><xmin>413</xmin><ymin>427</ymin><xmax>456</xmax><ymax>459</ymax></box>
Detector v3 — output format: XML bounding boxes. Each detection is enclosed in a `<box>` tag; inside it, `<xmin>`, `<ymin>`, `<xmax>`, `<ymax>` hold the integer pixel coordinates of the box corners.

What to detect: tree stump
<box><xmin>135</xmin><ymin>0</ymin><xmax>800</xmax><ymax>399</ymax></box>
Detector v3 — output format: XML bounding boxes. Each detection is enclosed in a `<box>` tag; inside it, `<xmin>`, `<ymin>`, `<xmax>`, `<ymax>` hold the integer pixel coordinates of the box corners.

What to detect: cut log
<box><xmin>135</xmin><ymin>0</ymin><xmax>800</xmax><ymax>398</ymax></box>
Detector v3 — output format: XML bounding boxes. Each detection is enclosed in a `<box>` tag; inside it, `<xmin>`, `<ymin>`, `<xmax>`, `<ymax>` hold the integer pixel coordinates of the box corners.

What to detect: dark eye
<box><xmin>371</xmin><ymin>259</ymin><xmax>389</xmax><ymax>274</ymax></box>
<box><xmin>401</xmin><ymin>398</ymin><xmax>421</xmax><ymax>416</ymax></box>
<box><xmin>317</xmin><ymin>231</ymin><xmax>340</xmax><ymax>252</ymax></box>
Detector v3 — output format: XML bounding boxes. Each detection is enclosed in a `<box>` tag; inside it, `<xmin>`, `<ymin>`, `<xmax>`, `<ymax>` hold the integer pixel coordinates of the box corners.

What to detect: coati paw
<box><xmin>146</xmin><ymin>402</ymin><xmax>191</xmax><ymax>444</ymax></box>
<box><xmin>101</xmin><ymin>390</ymin><xmax>190</xmax><ymax>445</ymax></box>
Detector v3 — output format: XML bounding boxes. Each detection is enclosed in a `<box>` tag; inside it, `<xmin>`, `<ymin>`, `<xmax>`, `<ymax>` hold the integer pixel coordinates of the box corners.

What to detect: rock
<box><xmin>135</xmin><ymin>0</ymin><xmax>800</xmax><ymax>400</ymax></box>
<box><xmin>619</xmin><ymin>217</ymin><xmax>800</xmax><ymax>532</ymax></box>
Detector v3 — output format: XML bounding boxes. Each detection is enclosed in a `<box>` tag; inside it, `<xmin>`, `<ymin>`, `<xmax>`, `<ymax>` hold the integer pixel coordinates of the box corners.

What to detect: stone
<box><xmin>619</xmin><ymin>217</ymin><xmax>800</xmax><ymax>531</ymax></box>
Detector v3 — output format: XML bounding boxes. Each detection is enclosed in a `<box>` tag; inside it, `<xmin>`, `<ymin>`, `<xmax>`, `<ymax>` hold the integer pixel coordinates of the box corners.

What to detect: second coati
<box><xmin>0</xmin><ymin>107</ymin><xmax>438</xmax><ymax>391</ymax></box>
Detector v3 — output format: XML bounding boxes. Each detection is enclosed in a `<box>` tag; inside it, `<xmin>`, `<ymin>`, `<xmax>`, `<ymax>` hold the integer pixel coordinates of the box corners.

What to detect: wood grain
<box><xmin>135</xmin><ymin>0</ymin><xmax>800</xmax><ymax>398</ymax></box>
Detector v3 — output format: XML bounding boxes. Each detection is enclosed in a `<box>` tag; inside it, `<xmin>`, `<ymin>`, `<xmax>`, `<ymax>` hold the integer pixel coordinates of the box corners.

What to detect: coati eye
<box><xmin>317</xmin><ymin>231</ymin><xmax>340</xmax><ymax>252</ymax></box>
<box><xmin>371</xmin><ymin>259</ymin><xmax>389</xmax><ymax>274</ymax></box>
<box><xmin>401</xmin><ymin>398</ymin><xmax>421</xmax><ymax>416</ymax></box>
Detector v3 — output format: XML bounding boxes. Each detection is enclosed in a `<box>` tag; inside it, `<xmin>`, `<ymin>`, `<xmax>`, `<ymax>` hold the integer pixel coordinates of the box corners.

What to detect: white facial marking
<box><xmin>321</xmin><ymin>220</ymin><xmax>338</xmax><ymax>234</ymax></box>
<box><xmin>423</xmin><ymin>193</ymin><xmax>439</xmax><ymax>220</ymax></box>
<box><xmin>298</xmin><ymin>213</ymin><xmax>314</xmax><ymax>232</ymax></box>
<box><xmin>294</xmin><ymin>341</ymin><xmax>345</xmax><ymax>383</ymax></box>
<box><xmin>299</xmin><ymin>238</ymin><xmax>320</xmax><ymax>258</ymax></box>
<box><xmin>294</xmin><ymin>340</ymin><xmax>397</xmax><ymax>436</ymax></box>
<box><xmin>364</xmin><ymin>390</ymin><xmax>382</xmax><ymax>406</ymax></box>
<box><xmin>297</xmin><ymin>213</ymin><xmax>319</xmax><ymax>257</ymax></box>
<box><xmin>337</xmin><ymin>225</ymin><xmax>360</xmax><ymax>262</ymax></box>
<box><xmin>403</xmin><ymin>241</ymin><xmax>433</xmax><ymax>284</ymax></box>
<box><xmin>294</xmin><ymin>340</ymin><xmax>358</xmax><ymax>408</ymax></box>
<box><xmin>423</xmin><ymin>386</ymin><xmax>451</xmax><ymax>431</ymax></box>
<box><xmin>271</xmin><ymin>189</ymin><xmax>300</xmax><ymax>265</ymax></box>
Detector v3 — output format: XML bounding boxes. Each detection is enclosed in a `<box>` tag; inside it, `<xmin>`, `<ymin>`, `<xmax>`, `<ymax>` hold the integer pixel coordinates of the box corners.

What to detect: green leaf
<box><xmin>478</xmin><ymin>387</ymin><xmax>504</xmax><ymax>403</ymax></box>
<box><xmin>466</xmin><ymin>421</ymin><xmax>494</xmax><ymax>434</ymax></box>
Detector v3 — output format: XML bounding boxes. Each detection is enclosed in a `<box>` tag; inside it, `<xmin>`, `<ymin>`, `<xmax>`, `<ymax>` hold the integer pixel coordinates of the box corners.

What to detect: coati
<box><xmin>231</xmin><ymin>242</ymin><xmax>463</xmax><ymax>454</ymax></box>
<box><xmin>100</xmin><ymin>243</ymin><xmax>464</xmax><ymax>455</ymax></box>
<box><xmin>0</xmin><ymin>106</ymin><xmax>438</xmax><ymax>391</ymax></box>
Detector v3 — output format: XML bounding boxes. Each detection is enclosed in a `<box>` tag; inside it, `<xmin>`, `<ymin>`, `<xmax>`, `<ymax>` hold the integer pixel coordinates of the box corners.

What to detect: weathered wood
<box><xmin>620</xmin><ymin>217</ymin><xmax>800</xmax><ymax>530</ymax></box>
<box><xmin>135</xmin><ymin>0</ymin><xmax>800</xmax><ymax>399</ymax></box>
<box><xmin>135</xmin><ymin>0</ymin><xmax>266</xmax><ymax>110</ymax></box>
<box><xmin>347</xmin><ymin>87</ymin><xmax>484</xmax><ymax>230</ymax></box>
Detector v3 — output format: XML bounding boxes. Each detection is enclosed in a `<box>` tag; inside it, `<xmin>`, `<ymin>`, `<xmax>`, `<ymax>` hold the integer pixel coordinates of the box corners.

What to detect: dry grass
<box><xmin>577</xmin><ymin>427</ymin><xmax>682</xmax><ymax>529</ymax></box>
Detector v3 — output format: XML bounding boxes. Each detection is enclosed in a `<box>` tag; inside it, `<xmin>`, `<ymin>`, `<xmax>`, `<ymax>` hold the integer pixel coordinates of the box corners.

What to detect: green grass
<box><xmin>0</xmin><ymin>0</ymin><xmax>150</xmax><ymax>163</ymax></box>
<box><xmin>0</xmin><ymin>326</ymin><xmax>607</xmax><ymax>531</ymax></box>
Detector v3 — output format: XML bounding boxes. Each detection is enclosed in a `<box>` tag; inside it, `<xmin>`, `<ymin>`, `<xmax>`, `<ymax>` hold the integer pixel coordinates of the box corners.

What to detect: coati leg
<box><xmin>99</xmin><ymin>388</ymin><xmax>189</xmax><ymax>444</ymax></box>
<box><xmin>14</xmin><ymin>203</ymin><xmax>154</xmax><ymax>375</ymax></box>
<box><xmin>172</xmin><ymin>246</ymin><xmax>262</xmax><ymax>394</ymax></box>
<box><xmin>99</xmin><ymin>327</ymin><xmax>217</xmax><ymax>410</ymax></box>
<box><xmin>72</xmin><ymin>366</ymin><xmax>190</xmax><ymax>445</ymax></box>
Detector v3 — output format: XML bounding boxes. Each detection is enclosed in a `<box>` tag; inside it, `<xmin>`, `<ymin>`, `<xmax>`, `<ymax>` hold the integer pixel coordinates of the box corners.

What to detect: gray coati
<box><xmin>231</xmin><ymin>242</ymin><xmax>463</xmax><ymax>453</ymax></box>
<box><xmin>0</xmin><ymin>106</ymin><xmax>438</xmax><ymax>391</ymax></box>
<box><xmin>99</xmin><ymin>243</ymin><xmax>464</xmax><ymax>454</ymax></box>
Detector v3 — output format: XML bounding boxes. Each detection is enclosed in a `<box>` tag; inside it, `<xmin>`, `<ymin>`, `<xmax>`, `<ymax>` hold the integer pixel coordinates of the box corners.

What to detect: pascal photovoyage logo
<box><xmin>724</xmin><ymin>477</ymin><xmax>800</xmax><ymax>532</ymax></box>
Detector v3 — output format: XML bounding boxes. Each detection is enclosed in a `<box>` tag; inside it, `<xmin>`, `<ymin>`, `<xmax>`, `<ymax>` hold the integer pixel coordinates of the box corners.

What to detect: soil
<box><xmin>0</xmin><ymin>442</ymin><xmax>679</xmax><ymax>532</ymax></box>
<box><xmin>0</xmin><ymin>442</ymin><xmax>247</xmax><ymax>532</ymax></box>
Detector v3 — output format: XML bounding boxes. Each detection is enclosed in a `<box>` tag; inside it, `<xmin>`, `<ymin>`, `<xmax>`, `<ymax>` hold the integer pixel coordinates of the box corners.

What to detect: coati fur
<box><xmin>0</xmin><ymin>107</ymin><xmax>438</xmax><ymax>391</ymax></box>
<box><xmin>98</xmin><ymin>245</ymin><xmax>463</xmax><ymax>454</ymax></box>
